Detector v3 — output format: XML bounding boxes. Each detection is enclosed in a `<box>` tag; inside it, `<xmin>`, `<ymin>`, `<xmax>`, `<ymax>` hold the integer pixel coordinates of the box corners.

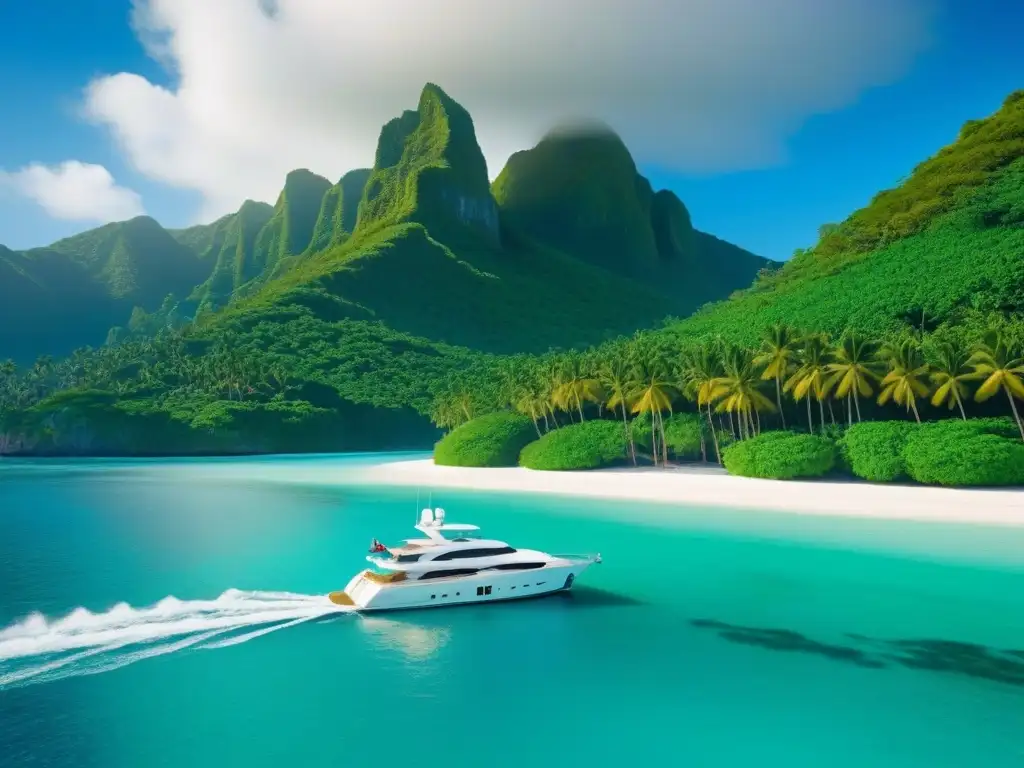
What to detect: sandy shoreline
<box><xmin>349</xmin><ymin>459</ymin><xmax>1024</xmax><ymax>527</ymax></box>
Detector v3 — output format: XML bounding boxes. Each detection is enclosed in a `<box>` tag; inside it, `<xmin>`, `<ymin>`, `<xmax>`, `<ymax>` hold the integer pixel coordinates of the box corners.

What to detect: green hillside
<box><xmin>41</xmin><ymin>215</ymin><xmax>209</xmax><ymax>304</ymax></box>
<box><xmin>0</xmin><ymin>246</ymin><xmax>120</xmax><ymax>363</ymax></box>
<box><xmin>660</xmin><ymin>89</ymin><xmax>1024</xmax><ymax>345</ymax></box>
<box><xmin>1</xmin><ymin>217</ymin><xmax>212</xmax><ymax>362</ymax></box>
<box><xmin>492</xmin><ymin>126</ymin><xmax>774</xmax><ymax>310</ymax></box>
<box><xmin>175</xmin><ymin>200</ymin><xmax>275</xmax><ymax>309</ymax></box>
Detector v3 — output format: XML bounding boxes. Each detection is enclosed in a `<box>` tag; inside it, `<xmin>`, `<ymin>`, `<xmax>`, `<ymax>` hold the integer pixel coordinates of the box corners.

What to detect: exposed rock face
<box><xmin>355</xmin><ymin>83</ymin><xmax>500</xmax><ymax>245</ymax></box>
<box><xmin>440</xmin><ymin>188</ymin><xmax>500</xmax><ymax>236</ymax></box>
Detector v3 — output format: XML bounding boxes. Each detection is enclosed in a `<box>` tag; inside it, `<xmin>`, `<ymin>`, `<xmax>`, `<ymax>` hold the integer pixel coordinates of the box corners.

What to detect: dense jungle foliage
<box><xmin>2</xmin><ymin>86</ymin><xmax>1022</xmax><ymax>465</ymax></box>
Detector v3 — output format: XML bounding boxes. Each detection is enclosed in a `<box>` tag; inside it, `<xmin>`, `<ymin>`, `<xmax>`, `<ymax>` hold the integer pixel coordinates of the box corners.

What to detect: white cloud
<box><xmin>84</xmin><ymin>0</ymin><xmax>932</xmax><ymax>221</ymax></box>
<box><xmin>0</xmin><ymin>161</ymin><xmax>145</xmax><ymax>222</ymax></box>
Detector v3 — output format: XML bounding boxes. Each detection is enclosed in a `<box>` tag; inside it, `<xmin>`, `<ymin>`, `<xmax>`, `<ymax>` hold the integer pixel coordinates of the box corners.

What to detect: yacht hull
<box><xmin>333</xmin><ymin>559</ymin><xmax>595</xmax><ymax>612</ymax></box>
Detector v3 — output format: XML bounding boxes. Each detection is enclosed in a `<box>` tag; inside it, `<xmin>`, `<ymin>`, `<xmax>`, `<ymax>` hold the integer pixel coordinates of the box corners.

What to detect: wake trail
<box><xmin>0</xmin><ymin>588</ymin><xmax>353</xmax><ymax>690</ymax></box>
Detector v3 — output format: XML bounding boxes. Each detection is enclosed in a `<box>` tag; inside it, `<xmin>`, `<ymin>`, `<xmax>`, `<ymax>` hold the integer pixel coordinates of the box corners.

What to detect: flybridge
<box><xmin>414</xmin><ymin>507</ymin><xmax>481</xmax><ymax>542</ymax></box>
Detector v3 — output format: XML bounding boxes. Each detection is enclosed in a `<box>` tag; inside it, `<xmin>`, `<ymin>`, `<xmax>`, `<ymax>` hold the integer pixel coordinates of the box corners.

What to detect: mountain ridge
<box><xmin>2</xmin><ymin>83</ymin><xmax>767</xmax><ymax>363</ymax></box>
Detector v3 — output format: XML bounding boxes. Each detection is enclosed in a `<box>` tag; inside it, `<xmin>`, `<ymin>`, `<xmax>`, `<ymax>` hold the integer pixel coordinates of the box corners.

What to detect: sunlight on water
<box><xmin>1</xmin><ymin>455</ymin><xmax>1022</xmax><ymax>767</ymax></box>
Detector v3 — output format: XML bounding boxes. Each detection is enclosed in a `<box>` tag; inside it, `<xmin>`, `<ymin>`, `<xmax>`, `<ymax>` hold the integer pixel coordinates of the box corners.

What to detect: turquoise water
<box><xmin>1</xmin><ymin>454</ymin><xmax>1023</xmax><ymax>767</ymax></box>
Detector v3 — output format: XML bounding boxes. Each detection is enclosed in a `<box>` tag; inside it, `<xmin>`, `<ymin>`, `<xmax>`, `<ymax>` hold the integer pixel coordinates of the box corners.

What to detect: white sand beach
<box><xmin>353</xmin><ymin>459</ymin><xmax>1024</xmax><ymax>527</ymax></box>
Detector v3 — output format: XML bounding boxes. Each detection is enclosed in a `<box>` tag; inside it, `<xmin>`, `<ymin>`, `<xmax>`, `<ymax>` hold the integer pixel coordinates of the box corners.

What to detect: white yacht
<box><xmin>328</xmin><ymin>507</ymin><xmax>601</xmax><ymax>612</ymax></box>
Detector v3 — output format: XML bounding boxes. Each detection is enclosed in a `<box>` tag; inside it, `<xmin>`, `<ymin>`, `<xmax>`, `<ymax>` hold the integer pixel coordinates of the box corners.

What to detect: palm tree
<box><xmin>969</xmin><ymin>330</ymin><xmax>1024</xmax><ymax>439</ymax></box>
<box><xmin>630</xmin><ymin>355</ymin><xmax>677</xmax><ymax>466</ymax></box>
<box><xmin>534</xmin><ymin>368</ymin><xmax>557</xmax><ymax>432</ymax></box>
<box><xmin>494</xmin><ymin>356</ymin><xmax>526</xmax><ymax>411</ymax></box>
<box><xmin>753</xmin><ymin>323</ymin><xmax>799</xmax><ymax>428</ymax></box>
<box><xmin>877</xmin><ymin>338</ymin><xmax>930</xmax><ymax>422</ymax></box>
<box><xmin>429</xmin><ymin>395</ymin><xmax>462</xmax><ymax>431</ymax></box>
<box><xmin>543</xmin><ymin>357</ymin><xmax>567</xmax><ymax>426</ymax></box>
<box><xmin>927</xmin><ymin>340</ymin><xmax>973</xmax><ymax>420</ymax></box>
<box><xmin>785</xmin><ymin>334</ymin><xmax>834</xmax><ymax>431</ymax></box>
<box><xmin>679</xmin><ymin>342</ymin><xmax>726</xmax><ymax>463</ymax></box>
<box><xmin>826</xmin><ymin>331</ymin><xmax>882</xmax><ymax>425</ymax></box>
<box><xmin>600</xmin><ymin>356</ymin><xmax>637</xmax><ymax>465</ymax></box>
<box><xmin>554</xmin><ymin>352</ymin><xmax>603</xmax><ymax>422</ymax></box>
<box><xmin>714</xmin><ymin>346</ymin><xmax>776</xmax><ymax>440</ymax></box>
<box><xmin>512</xmin><ymin>383</ymin><xmax>547</xmax><ymax>438</ymax></box>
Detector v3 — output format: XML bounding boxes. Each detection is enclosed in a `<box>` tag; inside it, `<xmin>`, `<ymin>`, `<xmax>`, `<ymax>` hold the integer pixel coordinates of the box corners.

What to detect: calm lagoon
<box><xmin>1</xmin><ymin>453</ymin><xmax>1022</xmax><ymax>767</ymax></box>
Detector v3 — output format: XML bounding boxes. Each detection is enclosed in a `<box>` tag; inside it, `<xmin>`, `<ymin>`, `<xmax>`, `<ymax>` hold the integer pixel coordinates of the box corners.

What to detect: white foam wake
<box><xmin>0</xmin><ymin>589</ymin><xmax>352</xmax><ymax>689</ymax></box>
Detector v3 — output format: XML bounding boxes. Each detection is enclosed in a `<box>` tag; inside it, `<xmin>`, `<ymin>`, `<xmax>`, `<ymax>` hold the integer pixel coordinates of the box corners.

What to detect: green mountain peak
<box><xmin>492</xmin><ymin>127</ymin><xmax>659</xmax><ymax>278</ymax></box>
<box><xmin>354</xmin><ymin>83</ymin><xmax>499</xmax><ymax>244</ymax></box>
<box><xmin>251</xmin><ymin>169</ymin><xmax>333</xmax><ymax>275</ymax></box>
<box><xmin>492</xmin><ymin>127</ymin><xmax>772</xmax><ymax>307</ymax></box>
<box><xmin>308</xmin><ymin>168</ymin><xmax>372</xmax><ymax>254</ymax></box>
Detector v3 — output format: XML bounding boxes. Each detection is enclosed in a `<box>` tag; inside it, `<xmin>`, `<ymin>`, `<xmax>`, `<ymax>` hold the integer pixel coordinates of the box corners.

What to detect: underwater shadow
<box><xmin>690</xmin><ymin>619</ymin><xmax>884</xmax><ymax>669</ymax></box>
<box><xmin>692</xmin><ymin>619</ymin><xmax>1024</xmax><ymax>688</ymax></box>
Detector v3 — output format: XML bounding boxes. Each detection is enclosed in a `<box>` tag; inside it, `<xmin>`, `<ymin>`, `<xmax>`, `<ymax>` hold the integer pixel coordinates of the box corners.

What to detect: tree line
<box><xmin>0</xmin><ymin>333</ymin><xmax>295</xmax><ymax>416</ymax></box>
<box><xmin>430</xmin><ymin>324</ymin><xmax>1024</xmax><ymax>466</ymax></box>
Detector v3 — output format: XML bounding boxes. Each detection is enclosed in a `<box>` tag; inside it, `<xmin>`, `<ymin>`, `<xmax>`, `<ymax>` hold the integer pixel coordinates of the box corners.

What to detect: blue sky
<box><xmin>0</xmin><ymin>0</ymin><xmax>1022</xmax><ymax>260</ymax></box>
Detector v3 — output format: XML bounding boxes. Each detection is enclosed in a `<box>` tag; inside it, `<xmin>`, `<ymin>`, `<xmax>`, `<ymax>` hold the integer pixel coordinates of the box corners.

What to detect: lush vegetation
<box><xmin>3</xmin><ymin>85</ymin><xmax>1023</xmax><ymax>473</ymax></box>
<box><xmin>674</xmin><ymin>91</ymin><xmax>1024</xmax><ymax>345</ymax></box>
<box><xmin>902</xmin><ymin>418</ymin><xmax>1024</xmax><ymax>487</ymax></box>
<box><xmin>839</xmin><ymin>421</ymin><xmax>915</xmax><ymax>482</ymax></box>
<box><xmin>722</xmin><ymin>431</ymin><xmax>837</xmax><ymax>480</ymax></box>
<box><xmin>519</xmin><ymin>420</ymin><xmax>628</xmax><ymax>471</ymax></box>
<box><xmin>813</xmin><ymin>89</ymin><xmax>1024</xmax><ymax>261</ymax></box>
<box><xmin>426</xmin><ymin>321</ymin><xmax>1024</xmax><ymax>486</ymax></box>
<box><xmin>355</xmin><ymin>84</ymin><xmax>499</xmax><ymax>245</ymax></box>
<box><xmin>434</xmin><ymin>412</ymin><xmax>537</xmax><ymax>467</ymax></box>
<box><xmin>1</xmin><ymin>217</ymin><xmax>210</xmax><ymax>361</ymax></box>
<box><xmin>0</xmin><ymin>327</ymin><xmax>443</xmax><ymax>455</ymax></box>
<box><xmin>177</xmin><ymin>200</ymin><xmax>275</xmax><ymax>310</ymax></box>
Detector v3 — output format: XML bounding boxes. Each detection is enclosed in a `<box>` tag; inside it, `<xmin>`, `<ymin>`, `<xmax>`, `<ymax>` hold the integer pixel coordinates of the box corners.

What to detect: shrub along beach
<box><xmin>429</xmin><ymin>325</ymin><xmax>1024</xmax><ymax>488</ymax></box>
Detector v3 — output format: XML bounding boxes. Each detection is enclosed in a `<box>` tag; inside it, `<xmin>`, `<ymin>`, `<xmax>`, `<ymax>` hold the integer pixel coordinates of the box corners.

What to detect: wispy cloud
<box><xmin>0</xmin><ymin>161</ymin><xmax>145</xmax><ymax>222</ymax></box>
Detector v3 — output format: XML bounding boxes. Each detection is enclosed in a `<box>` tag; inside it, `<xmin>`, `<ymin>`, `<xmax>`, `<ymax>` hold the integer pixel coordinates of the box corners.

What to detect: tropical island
<box><xmin>1</xmin><ymin>84</ymin><xmax>1023</xmax><ymax>493</ymax></box>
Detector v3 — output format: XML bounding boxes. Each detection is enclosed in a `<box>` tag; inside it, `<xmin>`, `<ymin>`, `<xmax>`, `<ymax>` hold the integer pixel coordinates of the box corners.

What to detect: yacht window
<box><xmin>491</xmin><ymin>562</ymin><xmax>545</xmax><ymax>570</ymax></box>
<box><xmin>485</xmin><ymin>586</ymin><xmax>492</xmax><ymax>595</ymax></box>
<box><xmin>396</xmin><ymin>554</ymin><xmax>422</xmax><ymax>563</ymax></box>
<box><xmin>419</xmin><ymin>568</ymin><xmax>478</xmax><ymax>580</ymax></box>
<box><xmin>434</xmin><ymin>547</ymin><xmax>517</xmax><ymax>561</ymax></box>
<box><xmin>476</xmin><ymin>586</ymin><xmax>484</xmax><ymax>596</ymax></box>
